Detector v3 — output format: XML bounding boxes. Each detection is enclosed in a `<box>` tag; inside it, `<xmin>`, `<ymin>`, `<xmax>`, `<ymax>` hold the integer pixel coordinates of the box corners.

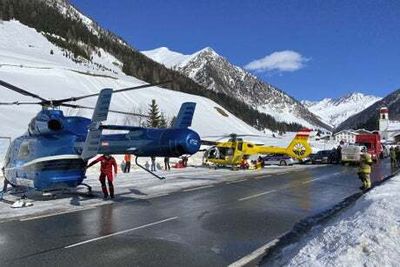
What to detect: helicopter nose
<box><xmin>178</xmin><ymin>129</ymin><xmax>201</xmax><ymax>155</ymax></box>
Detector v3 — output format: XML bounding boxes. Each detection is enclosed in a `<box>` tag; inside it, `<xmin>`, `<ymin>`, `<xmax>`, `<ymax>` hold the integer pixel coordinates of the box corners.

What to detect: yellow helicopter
<box><xmin>203</xmin><ymin>129</ymin><xmax>312</xmax><ymax>169</ymax></box>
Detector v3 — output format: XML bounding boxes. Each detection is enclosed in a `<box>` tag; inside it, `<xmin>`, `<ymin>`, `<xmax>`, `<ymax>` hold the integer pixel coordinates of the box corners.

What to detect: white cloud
<box><xmin>244</xmin><ymin>50</ymin><xmax>309</xmax><ymax>73</ymax></box>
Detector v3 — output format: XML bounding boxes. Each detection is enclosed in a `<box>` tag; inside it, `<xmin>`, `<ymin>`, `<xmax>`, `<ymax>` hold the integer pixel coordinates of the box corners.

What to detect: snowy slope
<box><xmin>143</xmin><ymin>46</ymin><xmax>215</xmax><ymax>72</ymax></box>
<box><xmin>0</xmin><ymin>20</ymin><xmax>261</xmax><ymax>140</ymax></box>
<box><xmin>142</xmin><ymin>47</ymin><xmax>331</xmax><ymax>130</ymax></box>
<box><xmin>302</xmin><ymin>93</ymin><xmax>381</xmax><ymax>128</ymax></box>
<box><xmin>142</xmin><ymin>47</ymin><xmax>192</xmax><ymax>69</ymax></box>
<box><xmin>267</xmin><ymin>173</ymin><xmax>400</xmax><ymax>266</ymax></box>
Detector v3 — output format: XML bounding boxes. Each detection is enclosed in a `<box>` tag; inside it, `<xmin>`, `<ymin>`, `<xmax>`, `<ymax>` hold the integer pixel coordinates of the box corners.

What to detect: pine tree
<box><xmin>146</xmin><ymin>99</ymin><xmax>161</xmax><ymax>128</ymax></box>
<box><xmin>169</xmin><ymin>116</ymin><xmax>177</xmax><ymax>128</ymax></box>
<box><xmin>159</xmin><ymin>112</ymin><xmax>168</xmax><ymax>128</ymax></box>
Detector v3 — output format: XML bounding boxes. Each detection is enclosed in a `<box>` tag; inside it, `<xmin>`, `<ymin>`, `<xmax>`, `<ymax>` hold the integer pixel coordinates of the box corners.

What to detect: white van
<box><xmin>341</xmin><ymin>145</ymin><xmax>366</xmax><ymax>164</ymax></box>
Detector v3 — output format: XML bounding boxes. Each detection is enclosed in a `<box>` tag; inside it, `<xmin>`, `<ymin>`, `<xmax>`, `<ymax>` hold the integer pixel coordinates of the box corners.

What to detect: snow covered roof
<box><xmin>334</xmin><ymin>129</ymin><xmax>358</xmax><ymax>136</ymax></box>
<box><xmin>354</xmin><ymin>129</ymin><xmax>373</xmax><ymax>134</ymax></box>
<box><xmin>387</xmin><ymin>121</ymin><xmax>400</xmax><ymax>132</ymax></box>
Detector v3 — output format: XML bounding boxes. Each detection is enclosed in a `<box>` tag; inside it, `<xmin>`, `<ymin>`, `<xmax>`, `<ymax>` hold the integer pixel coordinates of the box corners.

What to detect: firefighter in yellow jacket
<box><xmin>358</xmin><ymin>148</ymin><xmax>373</xmax><ymax>190</ymax></box>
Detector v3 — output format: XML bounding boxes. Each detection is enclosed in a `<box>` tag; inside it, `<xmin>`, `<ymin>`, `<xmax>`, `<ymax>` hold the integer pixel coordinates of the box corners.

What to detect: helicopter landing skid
<box><xmin>135</xmin><ymin>156</ymin><xmax>165</xmax><ymax>180</ymax></box>
<box><xmin>80</xmin><ymin>183</ymin><xmax>92</xmax><ymax>193</ymax></box>
<box><xmin>79</xmin><ymin>183</ymin><xmax>94</xmax><ymax>197</ymax></box>
<box><xmin>0</xmin><ymin>178</ymin><xmax>25</xmax><ymax>201</ymax></box>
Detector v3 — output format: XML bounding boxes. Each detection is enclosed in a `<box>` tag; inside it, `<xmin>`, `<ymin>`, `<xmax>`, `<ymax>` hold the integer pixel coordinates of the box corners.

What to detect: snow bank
<box><xmin>266</xmin><ymin>173</ymin><xmax>400</xmax><ymax>266</ymax></box>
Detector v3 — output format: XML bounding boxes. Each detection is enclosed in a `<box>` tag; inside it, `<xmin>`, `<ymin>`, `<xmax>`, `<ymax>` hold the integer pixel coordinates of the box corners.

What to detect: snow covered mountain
<box><xmin>142</xmin><ymin>47</ymin><xmax>331</xmax><ymax>130</ymax></box>
<box><xmin>301</xmin><ymin>93</ymin><xmax>381</xmax><ymax>128</ymax></box>
<box><xmin>337</xmin><ymin>89</ymin><xmax>400</xmax><ymax>131</ymax></box>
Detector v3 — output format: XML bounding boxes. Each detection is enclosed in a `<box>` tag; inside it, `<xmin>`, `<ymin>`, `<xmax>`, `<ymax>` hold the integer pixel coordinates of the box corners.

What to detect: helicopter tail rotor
<box><xmin>285</xmin><ymin>129</ymin><xmax>312</xmax><ymax>159</ymax></box>
<box><xmin>172</xmin><ymin>102</ymin><xmax>196</xmax><ymax>129</ymax></box>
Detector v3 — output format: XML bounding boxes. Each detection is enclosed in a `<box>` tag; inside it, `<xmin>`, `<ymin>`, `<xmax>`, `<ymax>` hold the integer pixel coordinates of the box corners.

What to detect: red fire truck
<box><xmin>355</xmin><ymin>133</ymin><xmax>383</xmax><ymax>161</ymax></box>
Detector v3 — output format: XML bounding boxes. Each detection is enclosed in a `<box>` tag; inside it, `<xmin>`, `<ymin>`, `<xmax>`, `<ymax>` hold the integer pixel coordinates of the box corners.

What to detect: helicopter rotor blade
<box><xmin>0</xmin><ymin>80</ymin><xmax>48</xmax><ymax>102</ymax></box>
<box><xmin>60</xmin><ymin>103</ymin><xmax>150</xmax><ymax>118</ymax></box>
<box><xmin>0</xmin><ymin>101</ymin><xmax>42</xmax><ymax>105</ymax></box>
<box><xmin>52</xmin><ymin>80</ymin><xmax>172</xmax><ymax>105</ymax></box>
<box><xmin>202</xmin><ymin>133</ymin><xmax>265</xmax><ymax>139</ymax></box>
<box><xmin>0</xmin><ymin>80</ymin><xmax>171</xmax><ymax>108</ymax></box>
<box><xmin>201</xmin><ymin>133</ymin><xmax>267</xmax><ymax>144</ymax></box>
<box><xmin>201</xmin><ymin>140</ymin><xmax>218</xmax><ymax>146</ymax></box>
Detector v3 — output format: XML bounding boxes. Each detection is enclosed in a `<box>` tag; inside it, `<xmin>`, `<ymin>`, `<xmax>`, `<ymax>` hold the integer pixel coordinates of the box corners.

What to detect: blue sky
<box><xmin>71</xmin><ymin>0</ymin><xmax>400</xmax><ymax>101</ymax></box>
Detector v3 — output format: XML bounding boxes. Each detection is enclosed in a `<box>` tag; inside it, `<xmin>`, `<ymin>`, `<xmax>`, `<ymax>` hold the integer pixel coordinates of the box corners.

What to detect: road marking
<box><xmin>226</xmin><ymin>179</ymin><xmax>247</xmax><ymax>184</ymax></box>
<box><xmin>183</xmin><ymin>185</ymin><xmax>214</xmax><ymax>192</ymax></box>
<box><xmin>238</xmin><ymin>190</ymin><xmax>276</xmax><ymax>201</ymax></box>
<box><xmin>65</xmin><ymin>216</ymin><xmax>178</xmax><ymax>249</ymax></box>
<box><xmin>228</xmin><ymin>238</ymin><xmax>279</xmax><ymax>267</ymax></box>
<box><xmin>302</xmin><ymin>177</ymin><xmax>322</xmax><ymax>184</ymax></box>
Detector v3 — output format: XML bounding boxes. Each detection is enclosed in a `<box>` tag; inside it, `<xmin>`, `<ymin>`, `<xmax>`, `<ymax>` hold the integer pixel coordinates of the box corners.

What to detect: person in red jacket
<box><xmin>87</xmin><ymin>154</ymin><xmax>118</xmax><ymax>199</ymax></box>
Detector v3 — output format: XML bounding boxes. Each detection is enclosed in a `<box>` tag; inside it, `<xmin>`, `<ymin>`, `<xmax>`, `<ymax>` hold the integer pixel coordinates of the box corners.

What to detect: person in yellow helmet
<box><xmin>358</xmin><ymin>147</ymin><xmax>373</xmax><ymax>190</ymax></box>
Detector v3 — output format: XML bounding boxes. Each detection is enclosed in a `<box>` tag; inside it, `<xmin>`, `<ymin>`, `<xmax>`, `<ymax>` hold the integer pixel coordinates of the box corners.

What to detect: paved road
<box><xmin>0</xmin><ymin>160</ymin><xmax>393</xmax><ymax>267</ymax></box>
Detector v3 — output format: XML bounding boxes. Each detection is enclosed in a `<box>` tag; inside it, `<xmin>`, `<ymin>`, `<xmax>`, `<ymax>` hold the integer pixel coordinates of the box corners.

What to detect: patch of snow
<box><xmin>269</xmin><ymin>173</ymin><xmax>400</xmax><ymax>266</ymax></box>
<box><xmin>142</xmin><ymin>47</ymin><xmax>192</xmax><ymax>69</ymax></box>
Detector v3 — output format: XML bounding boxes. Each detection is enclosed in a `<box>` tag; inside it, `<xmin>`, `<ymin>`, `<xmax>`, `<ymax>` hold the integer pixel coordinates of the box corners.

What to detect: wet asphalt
<box><xmin>0</xmin><ymin>160</ymin><xmax>393</xmax><ymax>267</ymax></box>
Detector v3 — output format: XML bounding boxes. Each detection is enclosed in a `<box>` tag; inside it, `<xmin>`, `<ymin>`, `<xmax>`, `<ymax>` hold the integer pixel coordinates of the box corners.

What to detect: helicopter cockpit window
<box><xmin>208</xmin><ymin>147</ymin><xmax>218</xmax><ymax>159</ymax></box>
<box><xmin>4</xmin><ymin>145</ymin><xmax>12</xmax><ymax>166</ymax></box>
<box><xmin>218</xmin><ymin>147</ymin><xmax>234</xmax><ymax>159</ymax></box>
<box><xmin>18</xmin><ymin>142</ymin><xmax>30</xmax><ymax>159</ymax></box>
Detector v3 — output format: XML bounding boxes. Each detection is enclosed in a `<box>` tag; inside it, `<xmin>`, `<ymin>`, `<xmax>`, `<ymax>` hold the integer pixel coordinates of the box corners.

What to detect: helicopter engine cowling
<box><xmin>161</xmin><ymin>128</ymin><xmax>201</xmax><ymax>157</ymax></box>
<box><xmin>28</xmin><ymin>109</ymin><xmax>65</xmax><ymax>135</ymax></box>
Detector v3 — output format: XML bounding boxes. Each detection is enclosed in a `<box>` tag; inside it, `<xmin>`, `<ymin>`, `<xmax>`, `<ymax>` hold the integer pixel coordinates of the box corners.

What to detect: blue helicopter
<box><xmin>0</xmin><ymin>80</ymin><xmax>201</xmax><ymax>196</ymax></box>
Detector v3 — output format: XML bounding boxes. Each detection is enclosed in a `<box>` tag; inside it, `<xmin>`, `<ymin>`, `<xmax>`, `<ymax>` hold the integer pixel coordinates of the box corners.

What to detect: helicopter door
<box><xmin>237</xmin><ymin>141</ymin><xmax>243</xmax><ymax>151</ymax></box>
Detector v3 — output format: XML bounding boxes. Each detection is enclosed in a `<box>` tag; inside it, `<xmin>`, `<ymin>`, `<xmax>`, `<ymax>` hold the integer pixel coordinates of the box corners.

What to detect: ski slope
<box><xmin>0</xmin><ymin>20</ymin><xmax>261</xmax><ymax>141</ymax></box>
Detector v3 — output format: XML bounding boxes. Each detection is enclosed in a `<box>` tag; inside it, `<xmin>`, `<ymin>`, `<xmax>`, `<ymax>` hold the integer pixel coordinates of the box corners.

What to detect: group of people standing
<box><xmin>87</xmin><ymin>154</ymin><xmax>174</xmax><ymax>199</ymax></box>
<box><xmin>121</xmin><ymin>155</ymin><xmax>171</xmax><ymax>173</ymax></box>
<box><xmin>147</xmin><ymin>156</ymin><xmax>171</xmax><ymax>171</ymax></box>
